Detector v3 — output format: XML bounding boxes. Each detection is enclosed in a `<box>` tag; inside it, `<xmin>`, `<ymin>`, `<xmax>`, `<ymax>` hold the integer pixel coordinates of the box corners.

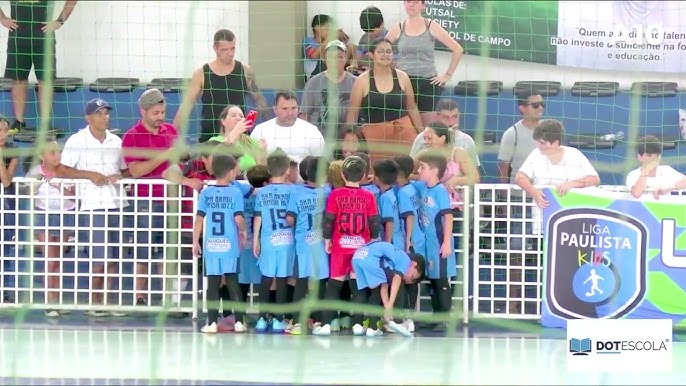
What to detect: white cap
<box><xmin>325</xmin><ymin>40</ymin><xmax>347</xmax><ymax>53</ymax></box>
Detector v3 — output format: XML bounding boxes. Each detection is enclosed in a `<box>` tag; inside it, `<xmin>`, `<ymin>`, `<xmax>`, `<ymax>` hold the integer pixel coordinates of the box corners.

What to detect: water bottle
<box><xmin>601</xmin><ymin>131</ymin><xmax>624</xmax><ymax>141</ymax></box>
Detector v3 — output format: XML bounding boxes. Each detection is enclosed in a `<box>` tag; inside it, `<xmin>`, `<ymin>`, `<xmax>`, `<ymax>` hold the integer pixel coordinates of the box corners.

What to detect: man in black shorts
<box><xmin>0</xmin><ymin>0</ymin><xmax>77</xmax><ymax>134</ymax></box>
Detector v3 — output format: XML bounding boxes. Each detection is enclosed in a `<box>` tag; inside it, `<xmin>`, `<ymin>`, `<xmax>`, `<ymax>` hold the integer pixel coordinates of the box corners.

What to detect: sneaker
<box><xmin>403</xmin><ymin>319</ymin><xmax>415</xmax><ymax>333</ymax></box>
<box><xmin>339</xmin><ymin>316</ymin><xmax>351</xmax><ymax>329</ymax></box>
<box><xmin>234</xmin><ymin>321</ymin><xmax>247</xmax><ymax>333</ymax></box>
<box><xmin>352</xmin><ymin>324</ymin><xmax>366</xmax><ymax>336</ymax></box>
<box><xmin>286</xmin><ymin>323</ymin><xmax>303</xmax><ymax>335</ymax></box>
<box><xmin>58</xmin><ymin>309</ymin><xmax>71</xmax><ymax>315</ymax></box>
<box><xmin>201</xmin><ymin>322</ymin><xmax>218</xmax><ymax>334</ymax></box>
<box><xmin>8</xmin><ymin>120</ymin><xmax>26</xmax><ymax>135</ymax></box>
<box><xmin>312</xmin><ymin>323</ymin><xmax>332</xmax><ymax>336</ymax></box>
<box><xmin>330</xmin><ymin>318</ymin><xmax>341</xmax><ymax>332</ymax></box>
<box><xmin>365</xmin><ymin>328</ymin><xmax>383</xmax><ymax>337</ymax></box>
<box><xmin>255</xmin><ymin>317</ymin><xmax>268</xmax><ymax>332</ymax></box>
<box><xmin>136</xmin><ymin>298</ymin><xmax>146</xmax><ymax>306</ymax></box>
<box><xmin>271</xmin><ymin>319</ymin><xmax>285</xmax><ymax>333</ymax></box>
<box><xmin>387</xmin><ymin>321</ymin><xmax>413</xmax><ymax>337</ymax></box>
<box><xmin>85</xmin><ymin>310</ymin><xmax>109</xmax><ymax>317</ymax></box>
<box><xmin>109</xmin><ymin>311</ymin><xmax>128</xmax><ymax>317</ymax></box>
<box><xmin>45</xmin><ymin>310</ymin><xmax>60</xmax><ymax>318</ymax></box>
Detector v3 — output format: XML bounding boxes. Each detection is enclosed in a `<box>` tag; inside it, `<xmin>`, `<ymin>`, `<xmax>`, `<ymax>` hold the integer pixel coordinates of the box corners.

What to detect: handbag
<box><xmin>360</xmin><ymin>115</ymin><xmax>417</xmax><ymax>165</ymax></box>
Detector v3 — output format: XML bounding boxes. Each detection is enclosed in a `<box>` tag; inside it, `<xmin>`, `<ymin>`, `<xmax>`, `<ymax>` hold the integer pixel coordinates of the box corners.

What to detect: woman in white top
<box><xmin>515</xmin><ymin>119</ymin><xmax>600</xmax><ymax>208</ymax></box>
<box><xmin>627</xmin><ymin>135</ymin><xmax>686</xmax><ymax>198</ymax></box>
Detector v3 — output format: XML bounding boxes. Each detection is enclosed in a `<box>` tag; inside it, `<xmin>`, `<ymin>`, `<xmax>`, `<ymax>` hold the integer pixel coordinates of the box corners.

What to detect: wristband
<box><xmin>56</xmin><ymin>17</ymin><xmax>65</xmax><ymax>24</ymax></box>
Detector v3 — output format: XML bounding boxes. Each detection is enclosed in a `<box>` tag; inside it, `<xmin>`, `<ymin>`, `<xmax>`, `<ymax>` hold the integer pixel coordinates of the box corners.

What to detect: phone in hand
<box><xmin>245</xmin><ymin>110</ymin><xmax>258</xmax><ymax>126</ymax></box>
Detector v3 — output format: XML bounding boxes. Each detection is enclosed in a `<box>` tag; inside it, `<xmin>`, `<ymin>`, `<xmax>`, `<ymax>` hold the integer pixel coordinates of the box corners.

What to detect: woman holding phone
<box><xmin>209</xmin><ymin>105</ymin><xmax>267</xmax><ymax>171</ymax></box>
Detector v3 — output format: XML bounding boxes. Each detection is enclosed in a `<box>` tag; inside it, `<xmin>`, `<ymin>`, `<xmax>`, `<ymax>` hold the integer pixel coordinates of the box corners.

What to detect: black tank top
<box><xmin>359</xmin><ymin>68</ymin><xmax>406</xmax><ymax>124</ymax></box>
<box><xmin>10</xmin><ymin>0</ymin><xmax>49</xmax><ymax>44</ymax></box>
<box><xmin>200</xmin><ymin>61</ymin><xmax>248</xmax><ymax>140</ymax></box>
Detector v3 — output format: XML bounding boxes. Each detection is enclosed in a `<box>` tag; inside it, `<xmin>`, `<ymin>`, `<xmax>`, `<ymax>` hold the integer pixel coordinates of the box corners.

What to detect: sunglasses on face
<box><xmin>528</xmin><ymin>102</ymin><xmax>545</xmax><ymax>109</ymax></box>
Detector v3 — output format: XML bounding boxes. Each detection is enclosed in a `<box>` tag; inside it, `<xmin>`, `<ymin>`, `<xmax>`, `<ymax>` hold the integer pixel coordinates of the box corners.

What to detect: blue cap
<box><xmin>85</xmin><ymin>98</ymin><xmax>111</xmax><ymax>115</ymax></box>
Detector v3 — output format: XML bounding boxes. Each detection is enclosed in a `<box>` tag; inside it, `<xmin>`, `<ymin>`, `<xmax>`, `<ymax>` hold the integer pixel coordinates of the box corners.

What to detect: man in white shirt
<box><xmin>410</xmin><ymin>98</ymin><xmax>480</xmax><ymax>167</ymax></box>
<box><xmin>59</xmin><ymin>99</ymin><xmax>130</xmax><ymax>317</ymax></box>
<box><xmin>626</xmin><ymin>135</ymin><xmax>685</xmax><ymax>198</ymax></box>
<box><xmin>250</xmin><ymin>90</ymin><xmax>326</xmax><ymax>164</ymax></box>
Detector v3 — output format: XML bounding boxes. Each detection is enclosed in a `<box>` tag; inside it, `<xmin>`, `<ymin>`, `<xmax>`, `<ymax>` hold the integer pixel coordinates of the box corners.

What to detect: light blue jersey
<box><xmin>197</xmin><ymin>185</ymin><xmax>244</xmax><ymax>276</ymax></box>
<box><xmin>239</xmin><ymin>193</ymin><xmax>262</xmax><ymax>284</ymax></box>
<box><xmin>352</xmin><ymin>241</ymin><xmax>411</xmax><ymax>290</ymax></box>
<box><xmin>254</xmin><ymin>183</ymin><xmax>296</xmax><ymax>277</ymax></box>
<box><xmin>378</xmin><ymin>187</ymin><xmax>404</xmax><ymax>247</ymax></box>
<box><xmin>396</xmin><ymin>182</ymin><xmax>426</xmax><ymax>256</ymax></box>
<box><xmin>286</xmin><ymin>184</ymin><xmax>331</xmax><ymax>280</ymax></box>
<box><xmin>415</xmin><ymin>181</ymin><xmax>456</xmax><ymax>280</ymax></box>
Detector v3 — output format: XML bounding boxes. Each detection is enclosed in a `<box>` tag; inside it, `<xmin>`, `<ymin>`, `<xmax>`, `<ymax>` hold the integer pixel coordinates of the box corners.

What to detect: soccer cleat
<box><xmin>387</xmin><ymin>321</ymin><xmax>413</xmax><ymax>337</ymax></box>
<box><xmin>339</xmin><ymin>316</ymin><xmax>352</xmax><ymax>329</ymax></box>
<box><xmin>201</xmin><ymin>322</ymin><xmax>218</xmax><ymax>334</ymax></box>
<box><xmin>286</xmin><ymin>323</ymin><xmax>303</xmax><ymax>335</ymax></box>
<box><xmin>352</xmin><ymin>324</ymin><xmax>366</xmax><ymax>336</ymax></box>
<box><xmin>271</xmin><ymin>319</ymin><xmax>285</xmax><ymax>333</ymax></box>
<box><xmin>255</xmin><ymin>317</ymin><xmax>268</xmax><ymax>332</ymax></box>
<box><xmin>330</xmin><ymin>318</ymin><xmax>341</xmax><ymax>332</ymax></box>
<box><xmin>234</xmin><ymin>321</ymin><xmax>248</xmax><ymax>333</ymax></box>
<box><xmin>45</xmin><ymin>310</ymin><xmax>60</xmax><ymax>318</ymax></box>
<box><xmin>403</xmin><ymin>319</ymin><xmax>415</xmax><ymax>333</ymax></box>
<box><xmin>312</xmin><ymin>323</ymin><xmax>332</xmax><ymax>336</ymax></box>
<box><xmin>365</xmin><ymin>328</ymin><xmax>383</xmax><ymax>337</ymax></box>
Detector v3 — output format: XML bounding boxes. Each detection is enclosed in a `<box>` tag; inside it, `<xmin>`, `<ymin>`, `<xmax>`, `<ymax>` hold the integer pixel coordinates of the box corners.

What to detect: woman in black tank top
<box><xmin>346</xmin><ymin>38</ymin><xmax>423</xmax><ymax>162</ymax></box>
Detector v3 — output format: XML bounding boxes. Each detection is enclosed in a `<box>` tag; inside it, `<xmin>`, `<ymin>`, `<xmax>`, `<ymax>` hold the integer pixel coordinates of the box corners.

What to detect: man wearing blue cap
<box><xmin>59</xmin><ymin>98</ymin><xmax>130</xmax><ymax>317</ymax></box>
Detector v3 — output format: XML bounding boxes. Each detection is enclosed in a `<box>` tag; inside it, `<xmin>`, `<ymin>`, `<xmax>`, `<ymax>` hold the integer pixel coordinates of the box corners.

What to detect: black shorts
<box><xmin>409</xmin><ymin>75</ymin><xmax>443</xmax><ymax>113</ymax></box>
<box><xmin>4</xmin><ymin>38</ymin><xmax>56</xmax><ymax>82</ymax></box>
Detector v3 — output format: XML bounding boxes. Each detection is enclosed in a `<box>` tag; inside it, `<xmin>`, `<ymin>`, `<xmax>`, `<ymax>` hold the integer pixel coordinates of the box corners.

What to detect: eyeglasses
<box><xmin>375</xmin><ymin>49</ymin><xmax>393</xmax><ymax>55</ymax></box>
<box><xmin>528</xmin><ymin>102</ymin><xmax>545</xmax><ymax>109</ymax></box>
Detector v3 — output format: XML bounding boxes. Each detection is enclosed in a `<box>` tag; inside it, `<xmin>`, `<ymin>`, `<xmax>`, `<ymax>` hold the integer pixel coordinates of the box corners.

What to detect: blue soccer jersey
<box><xmin>286</xmin><ymin>184</ymin><xmax>331</xmax><ymax>280</ymax></box>
<box><xmin>378</xmin><ymin>187</ymin><xmax>404</xmax><ymax>247</ymax></box>
<box><xmin>238</xmin><ymin>193</ymin><xmax>262</xmax><ymax>285</ymax></box>
<box><xmin>196</xmin><ymin>185</ymin><xmax>245</xmax><ymax>276</ymax></box>
<box><xmin>254</xmin><ymin>183</ymin><xmax>296</xmax><ymax>277</ymax></box>
<box><xmin>396</xmin><ymin>182</ymin><xmax>426</xmax><ymax>256</ymax></box>
<box><xmin>361</xmin><ymin>183</ymin><xmax>381</xmax><ymax>203</ymax></box>
<box><xmin>415</xmin><ymin>181</ymin><xmax>456</xmax><ymax>279</ymax></box>
<box><xmin>352</xmin><ymin>241</ymin><xmax>411</xmax><ymax>290</ymax></box>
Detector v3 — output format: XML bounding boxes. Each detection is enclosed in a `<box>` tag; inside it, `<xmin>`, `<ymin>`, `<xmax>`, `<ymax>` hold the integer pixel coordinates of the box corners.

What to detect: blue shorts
<box><xmin>77</xmin><ymin>209</ymin><xmax>122</xmax><ymax>260</ymax></box>
<box><xmin>258</xmin><ymin>248</ymin><xmax>295</xmax><ymax>278</ymax></box>
<box><xmin>352</xmin><ymin>258</ymin><xmax>386</xmax><ymax>290</ymax></box>
<box><xmin>238</xmin><ymin>246</ymin><xmax>262</xmax><ymax>284</ymax></box>
<box><xmin>34</xmin><ymin>211</ymin><xmax>76</xmax><ymax>237</ymax></box>
<box><xmin>204</xmin><ymin>255</ymin><xmax>238</xmax><ymax>276</ymax></box>
<box><xmin>124</xmin><ymin>201</ymin><xmax>166</xmax><ymax>261</ymax></box>
<box><xmin>294</xmin><ymin>245</ymin><xmax>329</xmax><ymax>280</ymax></box>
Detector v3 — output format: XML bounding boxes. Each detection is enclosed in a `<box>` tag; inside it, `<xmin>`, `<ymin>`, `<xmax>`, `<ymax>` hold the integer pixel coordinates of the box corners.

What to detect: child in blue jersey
<box><xmin>356</xmin><ymin>152</ymin><xmax>380</xmax><ymax>201</ymax></box>
<box><xmin>253</xmin><ymin>149</ymin><xmax>296</xmax><ymax>332</ymax></box>
<box><xmin>193</xmin><ymin>154</ymin><xmax>248</xmax><ymax>334</ymax></box>
<box><xmin>351</xmin><ymin>241</ymin><xmax>425</xmax><ymax>337</ymax></box>
<box><xmin>285</xmin><ymin>156</ymin><xmax>331</xmax><ymax>334</ymax></box>
<box><xmin>415</xmin><ymin>150</ymin><xmax>457</xmax><ymax>327</ymax></box>
<box><xmin>372</xmin><ymin>159</ymin><xmax>403</xmax><ymax>246</ymax></box>
<box><xmin>393</xmin><ymin>155</ymin><xmax>426</xmax><ymax>332</ymax></box>
<box><xmin>239</xmin><ymin>165</ymin><xmax>271</xmax><ymax>305</ymax></box>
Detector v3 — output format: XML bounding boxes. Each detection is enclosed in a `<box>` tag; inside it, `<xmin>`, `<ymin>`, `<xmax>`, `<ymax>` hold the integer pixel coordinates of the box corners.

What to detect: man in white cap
<box><xmin>300</xmin><ymin>40</ymin><xmax>357</xmax><ymax>139</ymax></box>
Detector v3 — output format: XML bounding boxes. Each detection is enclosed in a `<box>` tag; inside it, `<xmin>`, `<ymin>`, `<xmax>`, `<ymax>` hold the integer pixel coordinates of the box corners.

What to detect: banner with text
<box><xmin>541</xmin><ymin>187</ymin><xmax>686</xmax><ymax>328</ymax></box>
<box><xmin>426</xmin><ymin>0</ymin><xmax>686</xmax><ymax>73</ymax></box>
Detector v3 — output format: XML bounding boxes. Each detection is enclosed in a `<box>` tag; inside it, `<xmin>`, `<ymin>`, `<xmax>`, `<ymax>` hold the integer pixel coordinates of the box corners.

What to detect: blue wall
<box><xmin>2</xmin><ymin>87</ymin><xmax>685</xmax><ymax>185</ymax></box>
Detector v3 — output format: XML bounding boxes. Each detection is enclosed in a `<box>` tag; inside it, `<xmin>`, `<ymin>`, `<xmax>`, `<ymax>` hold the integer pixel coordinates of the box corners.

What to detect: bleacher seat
<box><xmin>90</xmin><ymin>78</ymin><xmax>140</xmax><ymax>92</ymax></box>
<box><xmin>147</xmin><ymin>78</ymin><xmax>188</xmax><ymax>93</ymax></box>
<box><xmin>454</xmin><ymin>81</ymin><xmax>502</xmax><ymax>96</ymax></box>
<box><xmin>0</xmin><ymin>77</ymin><xmax>12</xmax><ymax>92</ymax></box>
<box><xmin>36</xmin><ymin>77</ymin><xmax>84</xmax><ymax>92</ymax></box>
<box><xmin>513</xmin><ymin>81</ymin><xmax>561</xmax><ymax>97</ymax></box>
<box><xmin>631</xmin><ymin>82</ymin><xmax>678</xmax><ymax>97</ymax></box>
<box><xmin>571</xmin><ymin>82</ymin><xmax>619</xmax><ymax>97</ymax></box>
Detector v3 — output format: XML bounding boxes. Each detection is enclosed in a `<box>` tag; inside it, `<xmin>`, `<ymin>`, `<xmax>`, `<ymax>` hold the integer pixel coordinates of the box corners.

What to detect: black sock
<box><xmin>321</xmin><ymin>279</ymin><xmax>343</xmax><ymax>325</ymax></box>
<box><xmin>285</xmin><ymin>283</ymin><xmax>296</xmax><ymax>320</ymax></box>
<box><xmin>219</xmin><ymin>285</ymin><xmax>231</xmax><ymax>318</ymax></box>
<box><xmin>258</xmin><ymin>276</ymin><xmax>273</xmax><ymax>320</ymax></box>
<box><xmin>349</xmin><ymin>279</ymin><xmax>369</xmax><ymax>327</ymax></box>
<box><xmin>206</xmin><ymin>276</ymin><xmax>221</xmax><ymax>325</ymax></box>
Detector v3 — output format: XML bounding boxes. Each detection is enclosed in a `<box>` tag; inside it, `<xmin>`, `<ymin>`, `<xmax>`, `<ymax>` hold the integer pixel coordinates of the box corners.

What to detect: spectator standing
<box><xmin>303</xmin><ymin>15</ymin><xmax>355</xmax><ymax>81</ymax></box>
<box><xmin>122</xmin><ymin>88</ymin><xmax>181</xmax><ymax>307</ymax></box>
<box><xmin>59</xmin><ymin>99</ymin><xmax>129</xmax><ymax>316</ymax></box>
<box><xmin>385</xmin><ymin>0</ymin><xmax>464</xmax><ymax>126</ymax></box>
<box><xmin>173</xmin><ymin>29</ymin><xmax>270</xmax><ymax>143</ymax></box>
<box><xmin>250</xmin><ymin>91</ymin><xmax>325</xmax><ymax>164</ymax></box>
<box><xmin>0</xmin><ymin>116</ymin><xmax>18</xmax><ymax>303</ymax></box>
<box><xmin>1</xmin><ymin>0</ymin><xmax>77</xmax><ymax>133</ymax></box>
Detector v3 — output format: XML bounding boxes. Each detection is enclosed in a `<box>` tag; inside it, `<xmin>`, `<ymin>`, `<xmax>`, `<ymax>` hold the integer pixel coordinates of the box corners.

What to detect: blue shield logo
<box><xmin>545</xmin><ymin>208</ymin><xmax>647</xmax><ymax>319</ymax></box>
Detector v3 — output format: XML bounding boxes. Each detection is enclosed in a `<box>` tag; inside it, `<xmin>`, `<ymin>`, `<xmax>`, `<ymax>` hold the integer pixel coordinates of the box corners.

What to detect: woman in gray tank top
<box><xmin>386</xmin><ymin>0</ymin><xmax>464</xmax><ymax>126</ymax></box>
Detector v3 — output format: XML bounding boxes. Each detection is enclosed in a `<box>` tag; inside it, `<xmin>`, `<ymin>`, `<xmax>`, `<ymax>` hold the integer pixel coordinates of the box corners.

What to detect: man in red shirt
<box><xmin>122</xmin><ymin>88</ymin><xmax>182</xmax><ymax>308</ymax></box>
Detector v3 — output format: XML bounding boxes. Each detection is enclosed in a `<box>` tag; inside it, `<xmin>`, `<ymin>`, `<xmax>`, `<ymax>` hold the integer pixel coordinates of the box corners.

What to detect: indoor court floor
<box><xmin>0</xmin><ymin>312</ymin><xmax>685</xmax><ymax>385</ymax></box>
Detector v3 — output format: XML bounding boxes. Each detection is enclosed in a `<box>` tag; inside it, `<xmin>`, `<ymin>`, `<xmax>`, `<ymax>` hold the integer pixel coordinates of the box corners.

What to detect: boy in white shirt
<box><xmin>627</xmin><ymin>135</ymin><xmax>686</xmax><ymax>198</ymax></box>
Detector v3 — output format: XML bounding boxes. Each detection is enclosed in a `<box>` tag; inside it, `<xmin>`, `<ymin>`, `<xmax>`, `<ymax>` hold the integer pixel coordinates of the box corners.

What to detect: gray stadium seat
<box><xmin>0</xmin><ymin>77</ymin><xmax>12</xmax><ymax>92</ymax></box>
<box><xmin>90</xmin><ymin>78</ymin><xmax>140</xmax><ymax>92</ymax></box>
<box><xmin>454</xmin><ymin>80</ymin><xmax>502</xmax><ymax>96</ymax></box>
<box><xmin>571</xmin><ymin>82</ymin><xmax>619</xmax><ymax>97</ymax></box>
<box><xmin>34</xmin><ymin>77</ymin><xmax>84</xmax><ymax>92</ymax></box>
<box><xmin>631</xmin><ymin>82</ymin><xmax>678</xmax><ymax>97</ymax></box>
<box><xmin>513</xmin><ymin>81</ymin><xmax>561</xmax><ymax>97</ymax></box>
<box><xmin>568</xmin><ymin>134</ymin><xmax>615</xmax><ymax>150</ymax></box>
<box><xmin>147</xmin><ymin>78</ymin><xmax>189</xmax><ymax>92</ymax></box>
